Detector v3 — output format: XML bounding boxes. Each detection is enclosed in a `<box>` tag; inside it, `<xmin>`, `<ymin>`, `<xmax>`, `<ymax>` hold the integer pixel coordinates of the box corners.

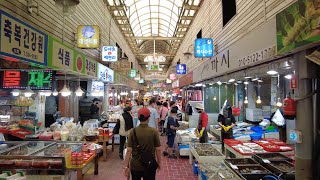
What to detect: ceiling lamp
<box><xmin>285</xmin><ymin>74</ymin><xmax>292</xmax><ymax>79</ymax></box>
<box><xmin>52</xmin><ymin>89</ymin><xmax>59</xmax><ymax>96</ymax></box>
<box><xmin>234</xmin><ymin>83</ymin><xmax>239</xmax><ymax>86</ymax></box>
<box><xmin>60</xmin><ymin>85</ymin><xmax>72</xmax><ymax>97</ymax></box>
<box><xmin>195</xmin><ymin>83</ymin><xmax>203</xmax><ymax>87</ymax></box>
<box><xmin>257</xmin><ymin>79</ymin><xmax>263</xmax><ymax>83</ymax></box>
<box><xmin>267</xmin><ymin>70</ymin><xmax>278</xmax><ymax>75</ymax></box>
<box><xmin>244</xmin><ymin>81</ymin><xmax>249</xmax><ymax>85</ymax></box>
<box><xmin>40</xmin><ymin>90</ymin><xmax>52</xmax><ymax>96</ymax></box>
<box><xmin>11</xmin><ymin>89</ymin><xmax>21</xmax><ymax>97</ymax></box>
<box><xmin>228</xmin><ymin>79</ymin><xmax>235</xmax><ymax>83</ymax></box>
<box><xmin>217</xmin><ymin>81</ymin><xmax>222</xmax><ymax>85</ymax></box>
<box><xmin>244</xmin><ymin>76</ymin><xmax>252</xmax><ymax>79</ymax></box>
<box><xmin>24</xmin><ymin>86</ymin><xmax>34</xmax><ymax>97</ymax></box>
<box><xmin>75</xmin><ymin>87</ymin><xmax>84</xmax><ymax>97</ymax></box>
<box><xmin>244</xmin><ymin>96</ymin><xmax>249</xmax><ymax>104</ymax></box>
<box><xmin>256</xmin><ymin>96</ymin><xmax>262</xmax><ymax>104</ymax></box>
<box><xmin>213</xmin><ymin>96</ymin><xmax>217</xmax><ymax>101</ymax></box>
<box><xmin>237</xmin><ymin>80</ymin><xmax>242</xmax><ymax>83</ymax></box>
<box><xmin>276</xmin><ymin>97</ymin><xmax>283</xmax><ymax>107</ymax></box>
<box><xmin>252</xmin><ymin>77</ymin><xmax>259</xmax><ymax>81</ymax></box>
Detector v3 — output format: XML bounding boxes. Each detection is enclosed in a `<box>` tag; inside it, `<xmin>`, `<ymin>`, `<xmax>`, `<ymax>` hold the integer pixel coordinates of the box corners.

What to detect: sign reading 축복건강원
<box><xmin>194</xmin><ymin>38</ymin><xmax>214</xmax><ymax>58</ymax></box>
<box><xmin>77</xmin><ymin>25</ymin><xmax>100</xmax><ymax>48</ymax></box>
<box><xmin>102</xmin><ymin>46</ymin><xmax>118</xmax><ymax>62</ymax></box>
<box><xmin>0</xmin><ymin>10</ymin><xmax>48</xmax><ymax>65</ymax></box>
<box><xmin>0</xmin><ymin>70</ymin><xmax>53</xmax><ymax>90</ymax></box>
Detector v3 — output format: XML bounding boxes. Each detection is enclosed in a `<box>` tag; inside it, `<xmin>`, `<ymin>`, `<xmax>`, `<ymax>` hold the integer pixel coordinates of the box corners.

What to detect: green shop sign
<box><xmin>277</xmin><ymin>0</ymin><xmax>320</xmax><ymax>54</ymax></box>
<box><xmin>128</xmin><ymin>69</ymin><xmax>137</xmax><ymax>78</ymax></box>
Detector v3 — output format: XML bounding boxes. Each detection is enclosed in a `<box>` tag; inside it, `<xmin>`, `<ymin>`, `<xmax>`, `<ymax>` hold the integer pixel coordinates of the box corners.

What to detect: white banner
<box><xmin>145</xmin><ymin>74</ymin><xmax>166</xmax><ymax>80</ymax></box>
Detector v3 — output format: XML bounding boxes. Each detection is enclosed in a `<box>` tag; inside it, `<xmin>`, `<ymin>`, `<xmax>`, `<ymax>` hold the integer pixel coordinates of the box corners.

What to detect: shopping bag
<box><xmin>271</xmin><ymin>109</ymin><xmax>285</xmax><ymax>126</ymax></box>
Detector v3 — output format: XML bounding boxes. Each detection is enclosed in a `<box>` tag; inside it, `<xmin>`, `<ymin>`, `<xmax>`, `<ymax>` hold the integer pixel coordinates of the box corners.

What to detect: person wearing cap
<box><xmin>218</xmin><ymin>106</ymin><xmax>236</xmax><ymax>153</ymax></box>
<box><xmin>123</xmin><ymin>107</ymin><xmax>161</xmax><ymax>180</ymax></box>
<box><xmin>90</xmin><ymin>98</ymin><xmax>101</xmax><ymax>119</ymax></box>
<box><xmin>195</xmin><ymin>103</ymin><xmax>209</xmax><ymax>143</ymax></box>
<box><xmin>119</xmin><ymin>106</ymin><xmax>134</xmax><ymax>160</ymax></box>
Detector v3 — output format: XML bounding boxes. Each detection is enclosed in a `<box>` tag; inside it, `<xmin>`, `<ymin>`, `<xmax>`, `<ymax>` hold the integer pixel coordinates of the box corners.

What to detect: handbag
<box><xmin>112</xmin><ymin>119</ymin><xmax>120</xmax><ymax>134</ymax></box>
<box><xmin>133</xmin><ymin>129</ymin><xmax>159</xmax><ymax>170</ymax></box>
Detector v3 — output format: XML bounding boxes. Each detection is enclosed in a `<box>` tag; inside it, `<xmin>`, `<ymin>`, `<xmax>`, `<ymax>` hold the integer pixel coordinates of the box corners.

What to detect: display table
<box><xmin>189</xmin><ymin>143</ymin><xmax>224</xmax><ymax>164</ymax></box>
<box><xmin>209</xmin><ymin>125</ymin><xmax>221</xmax><ymax>141</ymax></box>
<box><xmin>224</xmin><ymin>143</ymin><xmax>294</xmax><ymax>158</ymax></box>
<box><xmin>66</xmin><ymin>154</ymin><xmax>98</xmax><ymax>180</ymax></box>
<box><xmin>94</xmin><ymin>134</ymin><xmax>114</xmax><ymax>161</ymax></box>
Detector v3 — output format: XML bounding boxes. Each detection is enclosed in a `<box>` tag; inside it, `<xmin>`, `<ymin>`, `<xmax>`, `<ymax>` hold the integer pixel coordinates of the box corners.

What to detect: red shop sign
<box><xmin>290</xmin><ymin>75</ymin><xmax>298</xmax><ymax>89</ymax></box>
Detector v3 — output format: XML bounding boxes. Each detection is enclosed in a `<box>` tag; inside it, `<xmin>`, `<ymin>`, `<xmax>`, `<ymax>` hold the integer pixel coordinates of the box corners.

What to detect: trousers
<box><xmin>131</xmin><ymin>169</ymin><xmax>156</xmax><ymax>180</ymax></box>
<box><xmin>119</xmin><ymin>135</ymin><xmax>126</xmax><ymax>155</ymax></box>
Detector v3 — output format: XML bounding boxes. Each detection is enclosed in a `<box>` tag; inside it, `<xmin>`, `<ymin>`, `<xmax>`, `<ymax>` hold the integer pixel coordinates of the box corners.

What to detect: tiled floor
<box><xmin>85</xmin><ymin>136</ymin><xmax>198</xmax><ymax>180</ymax></box>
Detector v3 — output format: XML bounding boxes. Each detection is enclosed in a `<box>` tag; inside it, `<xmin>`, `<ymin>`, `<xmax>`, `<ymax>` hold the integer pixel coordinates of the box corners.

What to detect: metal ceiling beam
<box><xmin>108</xmin><ymin>6</ymin><xmax>125</xmax><ymax>11</ymax></box>
<box><xmin>183</xmin><ymin>4</ymin><xmax>199</xmax><ymax>10</ymax></box>
<box><xmin>181</xmin><ymin>16</ymin><xmax>194</xmax><ymax>20</ymax></box>
<box><xmin>114</xmin><ymin>16</ymin><xmax>128</xmax><ymax>20</ymax></box>
<box><xmin>177</xmin><ymin>24</ymin><xmax>189</xmax><ymax>28</ymax></box>
<box><xmin>131</xmin><ymin>36</ymin><xmax>183</xmax><ymax>40</ymax></box>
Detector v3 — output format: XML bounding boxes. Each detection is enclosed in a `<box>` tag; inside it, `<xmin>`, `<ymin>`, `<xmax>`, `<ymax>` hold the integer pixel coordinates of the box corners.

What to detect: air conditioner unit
<box><xmin>54</xmin><ymin>0</ymin><xmax>80</xmax><ymax>15</ymax></box>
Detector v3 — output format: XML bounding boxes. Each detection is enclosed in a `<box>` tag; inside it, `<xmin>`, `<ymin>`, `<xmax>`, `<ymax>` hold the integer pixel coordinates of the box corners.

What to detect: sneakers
<box><xmin>168</xmin><ymin>154</ymin><xmax>177</xmax><ymax>159</ymax></box>
<box><xmin>162</xmin><ymin>151</ymin><xmax>168</xmax><ymax>156</ymax></box>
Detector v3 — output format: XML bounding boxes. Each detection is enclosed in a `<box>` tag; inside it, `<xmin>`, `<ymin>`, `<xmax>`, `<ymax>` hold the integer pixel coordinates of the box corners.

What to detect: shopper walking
<box><xmin>195</xmin><ymin>103</ymin><xmax>209</xmax><ymax>143</ymax></box>
<box><xmin>119</xmin><ymin>106</ymin><xmax>134</xmax><ymax>160</ymax></box>
<box><xmin>132</xmin><ymin>99</ymin><xmax>142</xmax><ymax>127</ymax></box>
<box><xmin>147</xmin><ymin>98</ymin><xmax>160</xmax><ymax>130</ymax></box>
<box><xmin>163</xmin><ymin>108</ymin><xmax>179</xmax><ymax>158</ymax></box>
<box><xmin>159</xmin><ymin>102</ymin><xmax>169</xmax><ymax>135</ymax></box>
<box><xmin>90</xmin><ymin>98</ymin><xmax>101</xmax><ymax>119</ymax></box>
<box><xmin>218</xmin><ymin>106</ymin><xmax>236</xmax><ymax>153</ymax></box>
<box><xmin>123</xmin><ymin>107</ymin><xmax>162</xmax><ymax>180</ymax></box>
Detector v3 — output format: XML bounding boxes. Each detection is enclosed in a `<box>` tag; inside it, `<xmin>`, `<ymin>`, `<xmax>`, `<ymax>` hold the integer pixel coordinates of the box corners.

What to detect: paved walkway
<box><xmin>85</xmin><ymin>136</ymin><xmax>198</xmax><ymax>180</ymax></box>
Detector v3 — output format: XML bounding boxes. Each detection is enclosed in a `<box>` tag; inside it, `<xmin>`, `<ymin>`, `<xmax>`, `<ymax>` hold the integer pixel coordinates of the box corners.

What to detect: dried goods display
<box><xmin>253</xmin><ymin>153</ymin><xmax>292</xmax><ymax>163</ymax></box>
<box><xmin>194</xmin><ymin>144</ymin><xmax>222</xmax><ymax>156</ymax></box>
<box><xmin>271</xmin><ymin>161</ymin><xmax>294</xmax><ymax>173</ymax></box>
<box><xmin>191</xmin><ymin>143</ymin><xmax>224</xmax><ymax>163</ymax></box>
<box><xmin>198</xmin><ymin>162</ymin><xmax>237</xmax><ymax>180</ymax></box>
<box><xmin>237</xmin><ymin>166</ymin><xmax>269</xmax><ymax>174</ymax></box>
<box><xmin>225</xmin><ymin>158</ymin><xmax>259</xmax><ymax>166</ymax></box>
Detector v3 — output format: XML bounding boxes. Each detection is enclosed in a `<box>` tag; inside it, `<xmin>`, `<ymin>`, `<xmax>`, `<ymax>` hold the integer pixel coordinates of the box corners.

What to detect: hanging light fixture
<box><xmin>39</xmin><ymin>90</ymin><xmax>52</xmax><ymax>97</ymax></box>
<box><xmin>244</xmin><ymin>82</ymin><xmax>248</xmax><ymax>104</ymax></box>
<box><xmin>75</xmin><ymin>87</ymin><xmax>84</xmax><ymax>97</ymax></box>
<box><xmin>217</xmin><ymin>81</ymin><xmax>222</xmax><ymax>85</ymax></box>
<box><xmin>267</xmin><ymin>64</ymin><xmax>278</xmax><ymax>75</ymax></box>
<box><xmin>24</xmin><ymin>86</ymin><xmax>34</xmax><ymax>97</ymax></box>
<box><xmin>244</xmin><ymin>81</ymin><xmax>249</xmax><ymax>85</ymax></box>
<box><xmin>285</xmin><ymin>74</ymin><xmax>292</xmax><ymax>79</ymax></box>
<box><xmin>276</xmin><ymin>97</ymin><xmax>283</xmax><ymax>107</ymax></box>
<box><xmin>213</xmin><ymin>96</ymin><xmax>217</xmax><ymax>101</ymax></box>
<box><xmin>11</xmin><ymin>89</ymin><xmax>21</xmax><ymax>97</ymax></box>
<box><xmin>228</xmin><ymin>78</ymin><xmax>235</xmax><ymax>83</ymax></box>
<box><xmin>256</xmin><ymin>81</ymin><xmax>262</xmax><ymax>104</ymax></box>
<box><xmin>52</xmin><ymin>89</ymin><xmax>59</xmax><ymax>96</ymax></box>
<box><xmin>60</xmin><ymin>72</ymin><xmax>71</xmax><ymax>97</ymax></box>
<box><xmin>244</xmin><ymin>96</ymin><xmax>249</xmax><ymax>104</ymax></box>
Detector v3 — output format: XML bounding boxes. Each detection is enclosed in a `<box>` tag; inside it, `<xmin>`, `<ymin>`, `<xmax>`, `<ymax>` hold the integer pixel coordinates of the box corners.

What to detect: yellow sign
<box><xmin>77</xmin><ymin>25</ymin><xmax>100</xmax><ymax>48</ymax></box>
<box><xmin>0</xmin><ymin>10</ymin><xmax>48</xmax><ymax>65</ymax></box>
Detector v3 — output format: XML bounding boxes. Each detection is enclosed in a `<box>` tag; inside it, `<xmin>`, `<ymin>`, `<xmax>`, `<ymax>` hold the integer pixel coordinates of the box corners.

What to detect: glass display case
<box><xmin>0</xmin><ymin>141</ymin><xmax>84</xmax><ymax>175</ymax></box>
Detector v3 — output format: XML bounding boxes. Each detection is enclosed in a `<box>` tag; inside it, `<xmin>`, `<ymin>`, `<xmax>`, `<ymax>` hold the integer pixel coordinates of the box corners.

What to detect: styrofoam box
<box><xmin>190</xmin><ymin>144</ymin><xmax>224</xmax><ymax>163</ymax></box>
<box><xmin>264</xmin><ymin>132</ymin><xmax>280</xmax><ymax>139</ymax></box>
<box><xmin>246</xmin><ymin>108</ymin><xmax>263</xmax><ymax>122</ymax></box>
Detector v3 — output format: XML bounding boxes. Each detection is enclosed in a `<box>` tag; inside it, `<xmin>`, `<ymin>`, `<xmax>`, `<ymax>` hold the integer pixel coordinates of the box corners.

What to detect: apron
<box><xmin>198</xmin><ymin>113</ymin><xmax>208</xmax><ymax>143</ymax></box>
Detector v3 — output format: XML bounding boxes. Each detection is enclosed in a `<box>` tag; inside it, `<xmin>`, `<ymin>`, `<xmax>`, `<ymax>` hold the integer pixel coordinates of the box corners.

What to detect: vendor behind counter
<box><xmin>218</xmin><ymin>106</ymin><xmax>236</xmax><ymax>153</ymax></box>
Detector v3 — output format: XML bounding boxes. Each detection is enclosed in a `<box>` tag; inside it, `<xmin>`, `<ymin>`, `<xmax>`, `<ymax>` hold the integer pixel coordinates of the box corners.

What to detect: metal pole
<box><xmin>295</xmin><ymin>51</ymin><xmax>313</xmax><ymax>180</ymax></box>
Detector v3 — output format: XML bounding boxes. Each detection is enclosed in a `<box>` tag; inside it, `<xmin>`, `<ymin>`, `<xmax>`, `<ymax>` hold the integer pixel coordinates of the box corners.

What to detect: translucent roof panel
<box><xmin>125</xmin><ymin>0</ymin><xmax>184</xmax><ymax>37</ymax></box>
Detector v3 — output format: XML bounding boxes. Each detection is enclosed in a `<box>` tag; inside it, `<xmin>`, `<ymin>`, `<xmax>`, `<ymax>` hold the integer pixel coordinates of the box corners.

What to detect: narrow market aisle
<box><xmin>85</xmin><ymin>136</ymin><xmax>198</xmax><ymax>180</ymax></box>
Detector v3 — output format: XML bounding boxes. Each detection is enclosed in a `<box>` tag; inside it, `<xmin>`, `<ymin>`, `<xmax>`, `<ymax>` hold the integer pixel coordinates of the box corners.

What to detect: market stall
<box><xmin>0</xmin><ymin>141</ymin><xmax>100</xmax><ymax>180</ymax></box>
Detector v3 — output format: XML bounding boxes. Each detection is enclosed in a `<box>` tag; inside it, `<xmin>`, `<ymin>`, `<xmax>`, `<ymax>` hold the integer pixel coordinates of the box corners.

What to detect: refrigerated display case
<box><xmin>0</xmin><ymin>141</ymin><xmax>98</xmax><ymax>180</ymax></box>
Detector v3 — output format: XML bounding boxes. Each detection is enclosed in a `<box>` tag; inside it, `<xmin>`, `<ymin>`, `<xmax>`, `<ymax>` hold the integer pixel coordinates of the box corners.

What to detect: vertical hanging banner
<box><xmin>77</xmin><ymin>25</ymin><xmax>100</xmax><ymax>48</ymax></box>
<box><xmin>102</xmin><ymin>46</ymin><xmax>118</xmax><ymax>62</ymax></box>
<box><xmin>176</xmin><ymin>64</ymin><xmax>187</xmax><ymax>74</ymax></box>
<box><xmin>0</xmin><ymin>10</ymin><xmax>48</xmax><ymax>65</ymax></box>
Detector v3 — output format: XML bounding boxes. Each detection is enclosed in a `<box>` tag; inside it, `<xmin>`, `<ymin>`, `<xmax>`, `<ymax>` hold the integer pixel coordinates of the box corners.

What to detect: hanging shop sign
<box><xmin>134</xmin><ymin>73</ymin><xmax>141</xmax><ymax>80</ymax></box>
<box><xmin>98</xmin><ymin>63</ymin><xmax>114</xmax><ymax>82</ymax></box>
<box><xmin>73</xmin><ymin>51</ymin><xmax>85</xmax><ymax>74</ymax></box>
<box><xmin>179</xmin><ymin>71</ymin><xmax>193</xmax><ymax>87</ymax></box>
<box><xmin>194</xmin><ymin>38</ymin><xmax>214</xmax><ymax>58</ymax></box>
<box><xmin>193</xmin><ymin>18</ymin><xmax>277</xmax><ymax>83</ymax></box>
<box><xmin>290</xmin><ymin>75</ymin><xmax>298</xmax><ymax>89</ymax></box>
<box><xmin>102</xmin><ymin>46</ymin><xmax>117</xmax><ymax>62</ymax></box>
<box><xmin>85</xmin><ymin>57</ymin><xmax>97</xmax><ymax>77</ymax></box>
<box><xmin>0</xmin><ymin>70</ymin><xmax>53</xmax><ymax>90</ymax></box>
<box><xmin>277</xmin><ymin>0</ymin><xmax>320</xmax><ymax>55</ymax></box>
<box><xmin>48</xmin><ymin>37</ymin><xmax>74</xmax><ymax>70</ymax></box>
<box><xmin>87</xmin><ymin>80</ymin><xmax>104</xmax><ymax>96</ymax></box>
<box><xmin>128</xmin><ymin>69</ymin><xmax>137</xmax><ymax>78</ymax></box>
<box><xmin>145</xmin><ymin>74</ymin><xmax>166</xmax><ymax>81</ymax></box>
<box><xmin>166</xmin><ymin>78</ymin><xmax>172</xmax><ymax>84</ymax></box>
<box><xmin>0</xmin><ymin>10</ymin><xmax>48</xmax><ymax>65</ymax></box>
<box><xmin>169</xmin><ymin>73</ymin><xmax>176</xmax><ymax>80</ymax></box>
<box><xmin>148</xmin><ymin>61</ymin><xmax>159</xmax><ymax>70</ymax></box>
<box><xmin>172</xmin><ymin>80</ymin><xmax>179</xmax><ymax>88</ymax></box>
<box><xmin>77</xmin><ymin>25</ymin><xmax>100</xmax><ymax>48</ymax></box>
<box><xmin>138</xmin><ymin>79</ymin><xmax>144</xmax><ymax>84</ymax></box>
<box><xmin>176</xmin><ymin>64</ymin><xmax>187</xmax><ymax>74</ymax></box>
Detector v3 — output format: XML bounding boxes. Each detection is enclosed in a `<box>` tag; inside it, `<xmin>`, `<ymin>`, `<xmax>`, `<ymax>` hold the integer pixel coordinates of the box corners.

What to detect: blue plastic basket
<box><xmin>250</xmin><ymin>133</ymin><xmax>262</xmax><ymax>140</ymax></box>
<box><xmin>193</xmin><ymin>161</ymin><xmax>198</xmax><ymax>175</ymax></box>
<box><xmin>251</xmin><ymin>126</ymin><xmax>264</xmax><ymax>133</ymax></box>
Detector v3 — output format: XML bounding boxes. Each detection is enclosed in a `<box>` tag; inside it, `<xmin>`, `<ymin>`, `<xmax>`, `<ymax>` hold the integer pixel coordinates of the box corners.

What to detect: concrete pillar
<box><xmin>295</xmin><ymin>51</ymin><xmax>313</xmax><ymax>180</ymax></box>
<box><xmin>102</xmin><ymin>83</ymin><xmax>109</xmax><ymax>112</ymax></box>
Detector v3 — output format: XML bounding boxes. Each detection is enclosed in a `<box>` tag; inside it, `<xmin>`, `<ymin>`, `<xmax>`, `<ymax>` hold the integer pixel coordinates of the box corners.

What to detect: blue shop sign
<box><xmin>0</xmin><ymin>10</ymin><xmax>48</xmax><ymax>65</ymax></box>
<box><xmin>194</xmin><ymin>38</ymin><xmax>214</xmax><ymax>58</ymax></box>
<box><xmin>176</xmin><ymin>64</ymin><xmax>187</xmax><ymax>74</ymax></box>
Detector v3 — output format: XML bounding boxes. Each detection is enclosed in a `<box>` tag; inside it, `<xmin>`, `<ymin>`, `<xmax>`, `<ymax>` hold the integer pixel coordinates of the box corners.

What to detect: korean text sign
<box><xmin>48</xmin><ymin>37</ymin><xmax>74</xmax><ymax>71</ymax></box>
<box><xmin>77</xmin><ymin>25</ymin><xmax>100</xmax><ymax>48</ymax></box>
<box><xmin>194</xmin><ymin>38</ymin><xmax>214</xmax><ymax>58</ymax></box>
<box><xmin>102</xmin><ymin>46</ymin><xmax>117</xmax><ymax>62</ymax></box>
<box><xmin>0</xmin><ymin>70</ymin><xmax>53</xmax><ymax>90</ymax></box>
<box><xmin>0</xmin><ymin>10</ymin><xmax>48</xmax><ymax>65</ymax></box>
<box><xmin>128</xmin><ymin>69</ymin><xmax>136</xmax><ymax>78</ymax></box>
<box><xmin>176</xmin><ymin>64</ymin><xmax>187</xmax><ymax>74</ymax></box>
<box><xmin>98</xmin><ymin>63</ymin><xmax>114</xmax><ymax>82</ymax></box>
